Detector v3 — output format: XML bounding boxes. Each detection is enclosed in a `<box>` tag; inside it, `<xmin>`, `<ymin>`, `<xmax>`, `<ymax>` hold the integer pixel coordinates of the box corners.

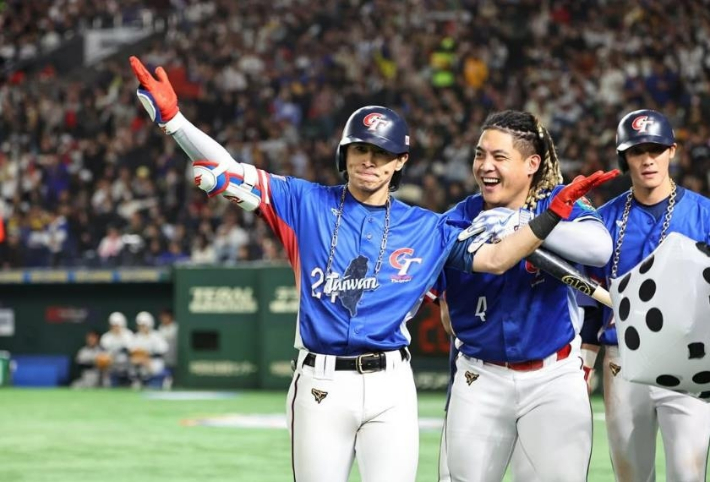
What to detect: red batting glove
<box><xmin>129</xmin><ymin>56</ymin><xmax>179</xmax><ymax>124</ymax></box>
<box><xmin>549</xmin><ymin>170</ymin><xmax>620</xmax><ymax>219</ymax></box>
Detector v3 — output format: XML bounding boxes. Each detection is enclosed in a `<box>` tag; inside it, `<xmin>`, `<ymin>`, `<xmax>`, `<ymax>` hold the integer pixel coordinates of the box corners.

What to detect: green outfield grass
<box><xmin>0</xmin><ymin>388</ymin><xmax>700</xmax><ymax>481</ymax></box>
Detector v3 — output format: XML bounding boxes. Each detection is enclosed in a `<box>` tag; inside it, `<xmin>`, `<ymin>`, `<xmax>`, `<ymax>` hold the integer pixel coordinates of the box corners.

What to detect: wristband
<box><xmin>160</xmin><ymin>112</ymin><xmax>187</xmax><ymax>135</ymax></box>
<box><xmin>528</xmin><ymin>210</ymin><xmax>561</xmax><ymax>240</ymax></box>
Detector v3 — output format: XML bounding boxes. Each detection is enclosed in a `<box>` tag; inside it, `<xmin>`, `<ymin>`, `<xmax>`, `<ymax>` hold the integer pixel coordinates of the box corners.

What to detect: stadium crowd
<box><xmin>1</xmin><ymin>0</ymin><xmax>710</xmax><ymax>268</ymax></box>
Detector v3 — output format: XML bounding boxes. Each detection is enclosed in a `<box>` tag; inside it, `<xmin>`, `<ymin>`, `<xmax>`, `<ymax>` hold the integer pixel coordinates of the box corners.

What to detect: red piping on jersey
<box><xmin>257</xmin><ymin>172</ymin><xmax>302</xmax><ymax>286</ymax></box>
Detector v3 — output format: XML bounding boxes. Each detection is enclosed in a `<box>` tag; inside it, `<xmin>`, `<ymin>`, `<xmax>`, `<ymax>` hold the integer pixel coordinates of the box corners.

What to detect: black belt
<box><xmin>303</xmin><ymin>348</ymin><xmax>408</xmax><ymax>374</ymax></box>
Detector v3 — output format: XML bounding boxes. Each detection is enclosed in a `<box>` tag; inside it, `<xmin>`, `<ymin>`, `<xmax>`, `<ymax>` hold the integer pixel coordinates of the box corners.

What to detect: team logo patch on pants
<box><xmin>311</xmin><ymin>388</ymin><xmax>328</xmax><ymax>403</ymax></box>
<box><xmin>609</xmin><ymin>362</ymin><xmax>621</xmax><ymax>376</ymax></box>
<box><xmin>465</xmin><ymin>371</ymin><xmax>480</xmax><ymax>386</ymax></box>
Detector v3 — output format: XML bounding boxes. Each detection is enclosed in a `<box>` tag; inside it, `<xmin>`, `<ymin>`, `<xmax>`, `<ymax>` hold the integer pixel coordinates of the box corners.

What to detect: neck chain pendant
<box><xmin>611</xmin><ymin>181</ymin><xmax>677</xmax><ymax>279</ymax></box>
<box><xmin>322</xmin><ymin>185</ymin><xmax>391</xmax><ymax>302</ymax></box>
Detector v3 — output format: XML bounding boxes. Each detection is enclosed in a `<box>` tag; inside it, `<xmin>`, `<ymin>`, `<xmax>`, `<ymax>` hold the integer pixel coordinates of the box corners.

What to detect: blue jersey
<box><xmin>439</xmin><ymin>186</ymin><xmax>602</xmax><ymax>363</ymax></box>
<box><xmin>589</xmin><ymin>186</ymin><xmax>710</xmax><ymax>345</ymax></box>
<box><xmin>255</xmin><ymin>171</ymin><xmax>463</xmax><ymax>356</ymax></box>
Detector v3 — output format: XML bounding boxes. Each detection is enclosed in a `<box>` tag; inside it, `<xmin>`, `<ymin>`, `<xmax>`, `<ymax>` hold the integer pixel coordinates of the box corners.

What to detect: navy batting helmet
<box><xmin>616</xmin><ymin>109</ymin><xmax>675</xmax><ymax>172</ymax></box>
<box><xmin>336</xmin><ymin>106</ymin><xmax>410</xmax><ymax>191</ymax></box>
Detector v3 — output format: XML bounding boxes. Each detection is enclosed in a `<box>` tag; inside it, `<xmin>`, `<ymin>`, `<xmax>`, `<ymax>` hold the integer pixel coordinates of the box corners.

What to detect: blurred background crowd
<box><xmin>1</xmin><ymin>0</ymin><xmax>709</xmax><ymax>268</ymax></box>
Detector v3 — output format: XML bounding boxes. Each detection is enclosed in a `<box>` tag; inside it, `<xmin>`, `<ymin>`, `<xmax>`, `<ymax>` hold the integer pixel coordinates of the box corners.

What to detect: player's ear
<box><xmin>668</xmin><ymin>143</ymin><xmax>677</xmax><ymax>160</ymax></box>
<box><xmin>395</xmin><ymin>153</ymin><xmax>409</xmax><ymax>171</ymax></box>
<box><xmin>526</xmin><ymin>154</ymin><xmax>541</xmax><ymax>176</ymax></box>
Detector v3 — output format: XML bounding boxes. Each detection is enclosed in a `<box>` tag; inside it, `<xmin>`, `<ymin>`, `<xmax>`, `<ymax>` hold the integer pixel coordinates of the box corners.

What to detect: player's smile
<box><xmin>473</xmin><ymin>129</ymin><xmax>540</xmax><ymax>209</ymax></box>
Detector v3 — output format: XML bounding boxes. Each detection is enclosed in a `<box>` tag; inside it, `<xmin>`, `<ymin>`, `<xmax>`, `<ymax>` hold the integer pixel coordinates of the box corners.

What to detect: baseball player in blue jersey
<box><xmin>129</xmin><ymin>57</ymin><xmax>617</xmax><ymax>482</ymax></box>
<box><xmin>435</xmin><ymin>110</ymin><xmax>614</xmax><ymax>482</ymax></box>
<box><xmin>581</xmin><ymin>109</ymin><xmax>710</xmax><ymax>482</ymax></box>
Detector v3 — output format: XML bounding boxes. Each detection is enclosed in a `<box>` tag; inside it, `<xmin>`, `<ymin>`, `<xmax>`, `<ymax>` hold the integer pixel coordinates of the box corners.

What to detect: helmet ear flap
<box><xmin>335</xmin><ymin>144</ymin><xmax>347</xmax><ymax>175</ymax></box>
<box><xmin>617</xmin><ymin>152</ymin><xmax>628</xmax><ymax>173</ymax></box>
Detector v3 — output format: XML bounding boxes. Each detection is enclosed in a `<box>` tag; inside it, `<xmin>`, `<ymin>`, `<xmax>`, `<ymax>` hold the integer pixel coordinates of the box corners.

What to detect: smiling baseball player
<box><xmin>130</xmin><ymin>56</ymin><xmax>617</xmax><ymax>482</ymax></box>
<box><xmin>435</xmin><ymin>110</ymin><xmax>613</xmax><ymax>482</ymax></box>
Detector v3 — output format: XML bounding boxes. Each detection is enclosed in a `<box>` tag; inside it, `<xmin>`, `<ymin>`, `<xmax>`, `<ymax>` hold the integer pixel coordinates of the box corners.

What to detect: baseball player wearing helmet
<box><xmin>582</xmin><ymin>109</ymin><xmax>710</xmax><ymax>482</ymax></box>
<box><xmin>129</xmin><ymin>56</ymin><xmax>617</xmax><ymax>482</ymax></box>
<box><xmin>434</xmin><ymin>110</ymin><xmax>614</xmax><ymax>482</ymax></box>
<box><xmin>128</xmin><ymin>311</ymin><xmax>168</xmax><ymax>389</ymax></box>
<box><xmin>99</xmin><ymin>311</ymin><xmax>134</xmax><ymax>387</ymax></box>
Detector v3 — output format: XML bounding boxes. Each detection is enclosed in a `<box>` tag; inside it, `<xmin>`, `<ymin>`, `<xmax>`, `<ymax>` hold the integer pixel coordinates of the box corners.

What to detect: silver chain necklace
<box><xmin>325</xmin><ymin>185</ymin><xmax>391</xmax><ymax>278</ymax></box>
<box><xmin>611</xmin><ymin>180</ymin><xmax>677</xmax><ymax>278</ymax></box>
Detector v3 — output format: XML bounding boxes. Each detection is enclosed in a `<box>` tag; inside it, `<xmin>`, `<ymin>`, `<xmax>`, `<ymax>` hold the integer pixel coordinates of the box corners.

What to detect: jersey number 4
<box><xmin>475</xmin><ymin>296</ymin><xmax>487</xmax><ymax>322</ymax></box>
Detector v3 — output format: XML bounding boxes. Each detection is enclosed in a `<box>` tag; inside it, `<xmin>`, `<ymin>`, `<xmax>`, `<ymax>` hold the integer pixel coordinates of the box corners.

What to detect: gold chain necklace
<box><xmin>611</xmin><ymin>180</ymin><xmax>677</xmax><ymax>278</ymax></box>
<box><xmin>325</xmin><ymin>185</ymin><xmax>391</xmax><ymax>278</ymax></box>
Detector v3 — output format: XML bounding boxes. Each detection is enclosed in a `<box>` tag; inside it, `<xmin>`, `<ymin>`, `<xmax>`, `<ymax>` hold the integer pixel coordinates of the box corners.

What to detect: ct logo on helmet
<box><xmin>631</xmin><ymin>115</ymin><xmax>655</xmax><ymax>133</ymax></box>
<box><xmin>363</xmin><ymin>112</ymin><xmax>390</xmax><ymax>131</ymax></box>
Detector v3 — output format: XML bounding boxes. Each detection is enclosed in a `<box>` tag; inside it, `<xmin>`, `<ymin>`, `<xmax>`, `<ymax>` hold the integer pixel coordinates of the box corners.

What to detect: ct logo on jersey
<box><xmin>363</xmin><ymin>112</ymin><xmax>390</xmax><ymax>132</ymax></box>
<box><xmin>389</xmin><ymin>248</ymin><xmax>422</xmax><ymax>283</ymax></box>
<box><xmin>631</xmin><ymin>115</ymin><xmax>655</xmax><ymax>133</ymax></box>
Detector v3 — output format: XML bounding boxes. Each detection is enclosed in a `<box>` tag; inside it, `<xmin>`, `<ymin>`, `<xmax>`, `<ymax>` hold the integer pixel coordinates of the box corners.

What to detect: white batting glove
<box><xmin>458</xmin><ymin>207</ymin><xmax>533</xmax><ymax>254</ymax></box>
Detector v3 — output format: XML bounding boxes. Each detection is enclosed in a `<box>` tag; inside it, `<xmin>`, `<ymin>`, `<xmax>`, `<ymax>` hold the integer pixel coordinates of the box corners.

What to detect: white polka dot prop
<box><xmin>610</xmin><ymin>232</ymin><xmax>710</xmax><ymax>402</ymax></box>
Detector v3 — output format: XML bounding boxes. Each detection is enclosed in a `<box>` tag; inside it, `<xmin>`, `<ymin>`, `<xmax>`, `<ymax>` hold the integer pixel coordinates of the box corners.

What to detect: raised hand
<box><xmin>129</xmin><ymin>56</ymin><xmax>179</xmax><ymax>124</ymax></box>
<box><xmin>549</xmin><ymin>170</ymin><xmax>620</xmax><ymax>219</ymax></box>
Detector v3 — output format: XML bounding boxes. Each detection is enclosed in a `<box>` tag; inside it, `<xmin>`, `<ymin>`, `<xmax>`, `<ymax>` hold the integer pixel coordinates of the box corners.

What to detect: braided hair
<box><xmin>480</xmin><ymin>110</ymin><xmax>563</xmax><ymax>210</ymax></box>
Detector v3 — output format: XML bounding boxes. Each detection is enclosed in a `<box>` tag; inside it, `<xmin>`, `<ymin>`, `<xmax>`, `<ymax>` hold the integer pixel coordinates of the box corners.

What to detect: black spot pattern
<box><xmin>639</xmin><ymin>256</ymin><xmax>654</xmax><ymax>274</ymax></box>
<box><xmin>656</xmin><ymin>375</ymin><xmax>681</xmax><ymax>387</ymax></box>
<box><xmin>645</xmin><ymin>308</ymin><xmax>663</xmax><ymax>332</ymax></box>
<box><xmin>639</xmin><ymin>279</ymin><xmax>656</xmax><ymax>302</ymax></box>
<box><xmin>696</xmin><ymin>241</ymin><xmax>710</xmax><ymax>257</ymax></box>
<box><xmin>619</xmin><ymin>298</ymin><xmax>630</xmax><ymax>321</ymax></box>
<box><xmin>692</xmin><ymin>372</ymin><xmax>710</xmax><ymax>384</ymax></box>
<box><xmin>618</xmin><ymin>273</ymin><xmax>631</xmax><ymax>293</ymax></box>
<box><xmin>688</xmin><ymin>343</ymin><xmax>706</xmax><ymax>359</ymax></box>
<box><xmin>625</xmin><ymin>327</ymin><xmax>640</xmax><ymax>350</ymax></box>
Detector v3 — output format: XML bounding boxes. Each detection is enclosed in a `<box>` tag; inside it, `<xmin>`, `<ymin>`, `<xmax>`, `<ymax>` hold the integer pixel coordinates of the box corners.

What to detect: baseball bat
<box><xmin>526</xmin><ymin>248</ymin><xmax>612</xmax><ymax>307</ymax></box>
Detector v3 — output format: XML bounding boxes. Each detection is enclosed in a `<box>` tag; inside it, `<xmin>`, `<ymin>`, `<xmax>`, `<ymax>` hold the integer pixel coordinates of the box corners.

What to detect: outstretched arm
<box><xmin>129</xmin><ymin>56</ymin><xmax>261</xmax><ymax>211</ymax></box>
<box><xmin>471</xmin><ymin>170</ymin><xmax>619</xmax><ymax>274</ymax></box>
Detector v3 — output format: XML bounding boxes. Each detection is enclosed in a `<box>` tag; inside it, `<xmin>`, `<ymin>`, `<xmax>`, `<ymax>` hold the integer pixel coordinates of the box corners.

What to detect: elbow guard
<box><xmin>193</xmin><ymin>161</ymin><xmax>262</xmax><ymax>212</ymax></box>
<box><xmin>223</xmin><ymin>163</ymin><xmax>260</xmax><ymax>211</ymax></box>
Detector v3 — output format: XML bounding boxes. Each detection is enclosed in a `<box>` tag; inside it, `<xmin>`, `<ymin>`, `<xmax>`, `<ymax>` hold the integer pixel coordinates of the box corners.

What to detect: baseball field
<box><xmin>0</xmin><ymin>388</ymin><xmax>702</xmax><ymax>481</ymax></box>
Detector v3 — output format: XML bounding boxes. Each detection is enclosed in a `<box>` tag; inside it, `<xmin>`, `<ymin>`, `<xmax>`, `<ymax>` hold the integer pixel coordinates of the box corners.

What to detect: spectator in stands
<box><xmin>212</xmin><ymin>209</ymin><xmax>249</xmax><ymax>265</ymax></box>
<box><xmin>71</xmin><ymin>330</ymin><xmax>105</xmax><ymax>388</ymax></box>
<box><xmin>45</xmin><ymin>205</ymin><xmax>72</xmax><ymax>267</ymax></box>
<box><xmin>0</xmin><ymin>232</ymin><xmax>24</xmax><ymax>268</ymax></box>
<box><xmin>99</xmin><ymin>311</ymin><xmax>133</xmax><ymax>387</ymax></box>
<box><xmin>96</xmin><ymin>225</ymin><xmax>124</xmax><ymax>266</ymax></box>
<box><xmin>128</xmin><ymin>311</ymin><xmax>168</xmax><ymax>389</ymax></box>
<box><xmin>190</xmin><ymin>232</ymin><xmax>215</xmax><ymax>264</ymax></box>
<box><xmin>1</xmin><ymin>1</ymin><xmax>709</xmax><ymax>269</ymax></box>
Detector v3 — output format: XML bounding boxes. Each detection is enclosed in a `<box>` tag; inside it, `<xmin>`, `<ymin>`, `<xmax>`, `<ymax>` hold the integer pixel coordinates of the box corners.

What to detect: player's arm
<box><xmin>129</xmin><ymin>56</ymin><xmax>261</xmax><ymax>211</ymax></box>
<box><xmin>580</xmin><ymin>305</ymin><xmax>603</xmax><ymax>395</ymax></box>
<box><xmin>439</xmin><ymin>296</ymin><xmax>453</xmax><ymax>336</ymax></box>
<box><xmin>542</xmin><ymin>218</ymin><xmax>612</xmax><ymax>267</ymax></box>
<box><xmin>452</xmin><ymin>170</ymin><xmax>619</xmax><ymax>274</ymax></box>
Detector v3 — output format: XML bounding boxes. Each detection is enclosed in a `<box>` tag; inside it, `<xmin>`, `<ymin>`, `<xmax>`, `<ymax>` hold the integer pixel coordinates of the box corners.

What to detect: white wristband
<box><xmin>160</xmin><ymin>112</ymin><xmax>187</xmax><ymax>135</ymax></box>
